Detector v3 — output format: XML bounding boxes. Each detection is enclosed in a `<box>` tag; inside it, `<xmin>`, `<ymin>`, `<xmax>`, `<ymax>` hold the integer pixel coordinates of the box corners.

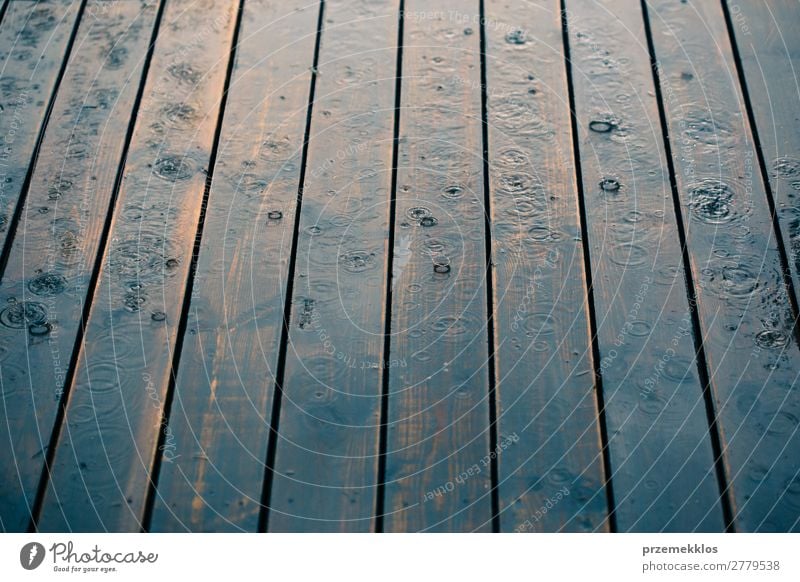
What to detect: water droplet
<box><xmin>599</xmin><ymin>177</ymin><xmax>621</xmax><ymax>192</ymax></box>
<box><xmin>123</xmin><ymin>291</ymin><xmax>146</xmax><ymax>312</ymax></box>
<box><xmin>307</xmin><ymin>225</ymin><xmax>322</xmax><ymax>235</ymax></box>
<box><xmin>499</xmin><ymin>172</ymin><xmax>536</xmax><ymax>194</ymax></box>
<box><xmin>773</xmin><ymin>157</ymin><xmax>800</xmax><ymax>178</ymax></box>
<box><xmin>151</xmin><ymin>311</ymin><xmax>167</xmax><ymax>322</ymax></box>
<box><xmin>48</xmin><ymin>178</ymin><xmax>72</xmax><ymax>200</ymax></box>
<box><xmin>442</xmin><ymin>185</ymin><xmax>464</xmax><ymax>199</ymax></box>
<box><xmin>268</xmin><ymin>210</ymin><xmax>283</xmax><ymax>220</ymax></box>
<box><xmin>627</xmin><ymin>320</ymin><xmax>652</xmax><ymax>337</ymax></box>
<box><xmin>755</xmin><ymin>329</ymin><xmax>789</xmax><ymax>349</ymax></box>
<box><xmin>505</xmin><ymin>29</ymin><xmax>527</xmax><ymax>45</ymax></box>
<box><xmin>589</xmin><ymin>119</ymin><xmax>616</xmax><ymax>133</ymax></box>
<box><xmin>683</xmin><ymin>112</ymin><xmax>733</xmax><ymax>145</ymax></box>
<box><xmin>407</xmin><ymin>206</ymin><xmax>431</xmax><ymax>220</ymax></box>
<box><xmin>464</xmin><ymin>27</ymin><xmax>473</xmax><ymax>35</ymax></box>
<box><xmin>153</xmin><ymin>156</ymin><xmax>194</xmax><ymax>181</ymax></box>
<box><xmin>168</xmin><ymin>62</ymin><xmax>199</xmax><ymax>84</ymax></box>
<box><xmin>338</xmin><ymin>250</ymin><xmax>377</xmax><ymax>273</ymax></box>
<box><xmin>27</xmin><ymin>272</ymin><xmax>67</xmax><ymax>296</ymax></box>
<box><xmin>161</xmin><ymin>102</ymin><xmax>196</xmax><ymax>128</ymax></box>
<box><xmin>0</xmin><ymin>302</ymin><xmax>47</xmax><ymax>329</ymax></box>
<box><xmin>433</xmin><ymin>260</ymin><xmax>451</xmax><ymax>274</ymax></box>
<box><xmin>419</xmin><ymin>216</ymin><xmax>438</xmax><ymax>227</ymax></box>
<box><xmin>688</xmin><ymin>180</ymin><xmax>735</xmax><ymax>224</ymax></box>
<box><xmin>720</xmin><ymin>265</ymin><xmax>758</xmax><ymax>298</ymax></box>
<box><xmin>29</xmin><ymin>322</ymin><xmax>52</xmax><ymax>336</ymax></box>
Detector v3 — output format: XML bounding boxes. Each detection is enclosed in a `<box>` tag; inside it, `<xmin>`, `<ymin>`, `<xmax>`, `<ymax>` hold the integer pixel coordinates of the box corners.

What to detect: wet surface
<box><xmin>382</xmin><ymin>0</ymin><xmax>492</xmax><ymax>533</ymax></box>
<box><xmin>34</xmin><ymin>0</ymin><xmax>238</xmax><ymax>532</ymax></box>
<box><xmin>648</xmin><ymin>0</ymin><xmax>800</xmax><ymax>531</ymax></box>
<box><xmin>0</xmin><ymin>0</ymin><xmax>798</xmax><ymax>533</ymax></box>
<box><xmin>0</xmin><ymin>0</ymin><xmax>158</xmax><ymax>533</ymax></box>
<box><xmin>485</xmin><ymin>0</ymin><xmax>607</xmax><ymax>533</ymax></box>
<box><xmin>565</xmin><ymin>0</ymin><xmax>724</xmax><ymax>532</ymax></box>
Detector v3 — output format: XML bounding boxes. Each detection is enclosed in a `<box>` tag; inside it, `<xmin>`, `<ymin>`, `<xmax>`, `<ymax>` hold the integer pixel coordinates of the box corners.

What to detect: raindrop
<box><xmin>406</xmin><ymin>206</ymin><xmax>431</xmax><ymax>220</ymax></box>
<box><xmin>29</xmin><ymin>322</ymin><xmax>52</xmax><ymax>336</ymax></box>
<box><xmin>27</xmin><ymin>272</ymin><xmax>67</xmax><ymax>296</ymax></box>
<box><xmin>464</xmin><ymin>27</ymin><xmax>473</xmax><ymax>35</ymax></box>
<box><xmin>442</xmin><ymin>185</ymin><xmax>464</xmax><ymax>199</ymax></box>
<box><xmin>0</xmin><ymin>301</ymin><xmax>47</xmax><ymax>329</ymax></box>
<box><xmin>161</xmin><ymin>102</ymin><xmax>196</xmax><ymax>128</ymax></box>
<box><xmin>153</xmin><ymin>156</ymin><xmax>194</xmax><ymax>181</ymax></box>
<box><xmin>505</xmin><ymin>29</ymin><xmax>527</xmax><ymax>45</ymax></box>
<box><xmin>755</xmin><ymin>329</ymin><xmax>789</xmax><ymax>349</ymax></box>
<box><xmin>688</xmin><ymin>180</ymin><xmax>735</xmax><ymax>224</ymax></box>
<box><xmin>773</xmin><ymin>157</ymin><xmax>800</xmax><ymax>178</ymax></box>
<box><xmin>419</xmin><ymin>216</ymin><xmax>438</xmax><ymax>227</ymax></box>
<box><xmin>599</xmin><ymin>177</ymin><xmax>621</xmax><ymax>192</ymax></box>
<box><xmin>589</xmin><ymin>119</ymin><xmax>615</xmax><ymax>133</ymax></box>
<box><xmin>433</xmin><ymin>260</ymin><xmax>451</xmax><ymax>274</ymax></box>
<box><xmin>338</xmin><ymin>250</ymin><xmax>377</xmax><ymax>273</ymax></box>
<box><xmin>151</xmin><ymin>311</ymin><xmax>167</xmax><ymax>322</ymax></box>
<box><xmin>683</xmin><ymin>112</ymin><xmax>733</xmax><ymax>146</ymax></box>
<box><xmin>268</xmin><ymin>210</ymin><xmax>283</xmax><ymax>220</ymax></box>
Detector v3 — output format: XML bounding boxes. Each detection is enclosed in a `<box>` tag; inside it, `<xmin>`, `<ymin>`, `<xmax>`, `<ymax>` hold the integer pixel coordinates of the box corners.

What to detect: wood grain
<box><xmin>36</xmin><ymin>0</ymin><xmax>238</xmax><ymax>532</ymax></box>
<box><xmin>484</xmin><ymin>0</ymin><xmax>608</xmax><ymax>533</ymax></box>
<box><xmin>646</xmin><ymin>0</ymin><xmax>800</xmax><ymax>531</ymax></box>
<box><xmin>564</xmin><ymin>0</ymin><xmax>725</xmax><ymax>531</ymax></box>
<box><xmin>267</xmin><ymin>0</ymin><xmax>399</xmax><ymax>533</ymax></box>
<box><xmin>0</xmin><ymin>0</ymin><xmax>159</xmax><ymax>533</ymax></box>
<box><xmin>382</xmin><ymin>0</ymin><xmax>493</xmax><ymax>532</ymax></box>
<box><xmin>0</xmin><ymin>0</ymin><xmax>82</xmax><ymax>258</ymax></box>
<box><xmin>148</xmin><ymin>0</ymin><xmax>320</xmax><ymax>533</ymax></box>
<box><xmin>727</xmin><ymin>0</ymin><xmax>800</xmax><ymax>307</ymax></box>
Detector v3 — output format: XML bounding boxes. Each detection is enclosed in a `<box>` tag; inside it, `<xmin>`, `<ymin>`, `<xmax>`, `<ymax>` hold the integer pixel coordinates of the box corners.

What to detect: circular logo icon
<box><xmin>20</xmin><ymin>542</ymin><xmax>46</xmax><ymax>570</ymax></box>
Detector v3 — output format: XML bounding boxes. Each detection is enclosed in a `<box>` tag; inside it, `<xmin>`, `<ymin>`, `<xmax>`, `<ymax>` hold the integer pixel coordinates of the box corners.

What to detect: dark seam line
<box><xmin>0</xmin><ymin>0</ymin><xmax>89</xmax><ymax>280</ymax></box>
<box><xmin>478</xmin><ymin>0</ymin><xmax>501</xmax><ymax>533</ymax></box>
<box><xmin>375</xmin><ymin>0</ymin><xmax>404</xmax><ymax>534</ymax></box>
<box><xmin>640</xmin><ymin>0</ymin><xmax>735</xmax><ymax>532</ymax></box>
<box><xmin>28</xmin><ymin>0</ymin><xmax>163</xmax><ymax>531</ymax></box>
<box><xmin>720</xmin><ymin>0</ymin><xmax>800</xmax><ymax>341</ymax></box>
<box><xmin>257</xmin><ymin>0</ymin><xmax>326</xmax><ymax>533</ymax></box>
<box><xmin>560</xmin><ymin>0</ymin><xmax>618</xmax><ymax>533</ymax></box>
<box><xmin>0</xmin><ymin>1</ymin><xmax>11</xmax><ymax>32</ymax></box>
<box><xmin>141</xmin><ymin>0</ymin><xmax>246</xmax><ymax>532</ymax></box>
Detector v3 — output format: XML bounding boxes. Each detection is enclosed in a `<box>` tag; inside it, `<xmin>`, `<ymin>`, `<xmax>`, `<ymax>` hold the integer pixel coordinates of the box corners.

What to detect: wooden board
<box><xmin>266</xmin><ymin>0</ymin><xmax>399</xmax><ymax>533</ymax></box>
<box><xmin>564</xmin><ymin>0</ymin><xmax>725</xmax><ymax>531</ymax></box>
<box><xmin>382</xmin><ymin>0</ymin><xmax>493</xmax><ymax>532</ymax></box>
<box><xmin>483</xmin><ymin>0</ymin><xmax>608</xmax><ymax>533</ymax></box>
<box><xmin>148</xmin><ymin>0</ymin><xmax>320</xmax><ymax>532</ymax></box>
<box><xmin>727</xmin><ymin>0</ymin><xmax>800</xmax><ymax>311</ymax></box>
<box><xmin>0</xmin><ymin>0</ymin><xmax>159</xmax><ymax>533</ymax></box>
<box><xmin>35</xmin><ymin>0</ymin><xmax>239</xmax><ymax>532</ymax></box>
<box><xmin>645</xmin><ymin>0</ymin><xmax>800</xmax><ymax>532</ymax></box>
<box><xmin>0</xmin><ymin>0</ymin><xmax>82</xmax><ymax>260</ymax></box>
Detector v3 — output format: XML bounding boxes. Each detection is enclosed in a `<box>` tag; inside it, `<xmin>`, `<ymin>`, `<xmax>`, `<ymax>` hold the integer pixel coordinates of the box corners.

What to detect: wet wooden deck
<box><xmin>0</xmin><ymin>0</ymin><xmax>799</xmax><ymax>533</ymax></box>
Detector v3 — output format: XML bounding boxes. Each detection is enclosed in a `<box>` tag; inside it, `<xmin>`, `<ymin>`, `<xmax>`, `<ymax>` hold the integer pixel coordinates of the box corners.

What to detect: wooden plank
<box><xmin>266</xmin><ymin>0</ymin><xmax>399</xmax><ymax>532</ymax></box>
<box><xmin>645</xmin><ymin>0</ymin><xmax>800</xmax><ymax>531</ymax></box>
<box><xmin>0</xmin><ymin>0</ymin><xmax>159</xmax><ymax>533</ymax></box>
<box><xmin>148</xmin><ymin>0</ymin><xmax>320</xmax><ymax>532</ymax></box>
<box><xmin>382</xmin><ymin>0</ymin><xmax>493</xmax><ymax>532</ymax></box>
<box><xmin>728</xmin><ymin>1</ymin><xmax>800</xmax><ymax>313</ymax></box>
<box><xmin>36</xmin><ymin>0</ymin><xmax>239</xmax><ymax>532</ymax></box>
<box><xmin>483</xmin><ymin>0</ymin><xmax>608</xmax><ymax>532</ymax></box>
<box><xmin>0</xmin><ymin>0</ymin><xmax>82</xmax><ymax>260</ymax></box>
<box><xmin>563</xmin><ymin>0</ymin><xmax>725</xmax><ymax>530</ymax></box>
